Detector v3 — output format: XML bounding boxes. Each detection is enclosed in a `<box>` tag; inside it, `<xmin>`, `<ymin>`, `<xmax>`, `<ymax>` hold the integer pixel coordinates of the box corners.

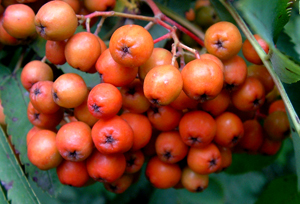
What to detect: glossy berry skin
<box><xmin>238</xmin><ymin>119</ymin><xmax>264</xmax><ymax>152</ymax></box>
<box><xmin>204</xmin><ymin>21</ymin><xmax>242</xmax><ymax>60</ymax></box>
<box><xmin>268</xmin><ymin>99</ymin><xmax>286</xmax><ymax>114</ymax></box>
<box><xmin>179</xmin><ymin>110</ymin><xmax>216</xmax><ymax>148</ymax></box>
<box><xmin>214</xmin><ymin>112</ymin><xmax>244</xmax><ymax>148</ymax></box>
<box><xmin>222</xmin><ymin>55</ymin><xmax>247</xmax><ymax>91</ymax></box>
<box><xmin>263</xmin><ymin>111</ymin><xmax>290</xmax><ymax>141</ymax></box>
<box><xmin>91</xmin><ymin>115</ymin><xmax>134</xmax><ymax>154</ymax></box>
<box><xmin>181</xmin><ymin>58</ymin><xmax>223</xmax><ymax>102</ymax></box>
<box><xmin>109</xmin><ymin>24</ymin><xmax>154</xmax><ymax>68</ymax></box>
<box><xmin>139</xmin><ymin>47</ymin><xmax>179</xmax><ymax>81</ymax></box>
<box><xmin>143</xmin><ymin>64</ymin><xmax>183</xmax><ymax>105</ymax></box>
<box><xmin>87</xmin><ymin>83</ymin><xmax>122</xmax><ymax>119</ymax></box>
<box><xmin>242</xmin><ymin>34</ymin><xmax>269</xmax><ymax>65</ymax></box>
<box><xmin>56</xmin><ymin>121</ymin><xmax>93</xmax><ymax>162</ymax></box>
<box><xmin>86</xmin><ymin>149</ymin><xmax>126</xmax><ymax>183</ymax></box>
<box><xmin>104</xmin><ymin>173</ymin><xmax>133</xmax><ymax>194</ymax></box>
<box><xmin>145</xmin><ymin>156</ymin><xmax>181</xmax><ymax>189</ymax></box>
<box><xmin>187</xmin><ymin>143</ymin><xmax>222</xmax><ymax>175</ymax></box>
<box><xmin>95</xmin><ymin>49</ymin><xmax>138</xmax><ymax>87</ymax></box>
<box><xmin>56</xmin><ymin>160</ymin><xmax>90</xmax><ymax>187</ymax></box>
<box><xmin>147</xmin><ymin>105</ymin><xmax>182</xmax><ymax>132</ymax></box>
<box><xmin>84</xmin><ymin>0</ymin><xmax>116</xmax><ymax>12</ymax></box>
<box><xmin>120</xmin><ymin>112</ymin><xmax>152</xmax><ymax>151</ymax></box>
<box><xmin>2</xmin><ymin>4</ymin><xmax>36</xmax><ymax>39</ymax></box>
<box><xmin>27</xmin><ymin>130</ymin><xmax>62</xmax><ymax>170</ymax></box>
<box><xmin>120</xmin><ymin>79</ymin><xmax>151</xmax><ymax>114</ymax></box>
<box><xmin>217</xmin><ymin>146</ymin><xmax>232</xmax><ymax>171</ymax></box>
<box><xmin>35</xmin><ymin>1</ymin><xmax>78</xmax><ymax>41</ymax></box>
<box><xmin>65</xmin><ymin>32</ymin><xmax>102</xmax><ymax>72</ymax></box>
<box><xmin>170</xmin><ymin>90</ymin><xmax>198</xmax><ymax>111</ymax></box>
<box><xmin>247</xmin><ymin>65</ymin><xmax>274</xmax><ymax>95</ymax></box>
<box><xmin>21</xmin><ymin>60</ymin><xmax>53</xmax><ymax>91</ymax></box>
<box><xmin>231</xmin><ymin>76</ymin><xmax>265</xmax><ymax>112</ymax></box>
<box><xmin>200</xmin><ymin>89</ymin><xmax>230</xmax><ymax>117</ymax></box>
<box><xmin>155</xmin><ymin>131</ymin><xmax>189</xmax><ymax>164</ymax></box>
<box><xmin>124</xmin><ymin>150</ymin><xmax>145</xmax><ymax>174</ymax></box>
<box><xmin>29</xmin><ymin>81</ymin><xmax>60</xmax><ymax>114</ymax></box>
<box><xmin>181</xmin><ymin>166</ymin><xmax>209</xmax><ymax>193</ymax></box>
<box><xmin>46</xmin><ymin>40</ymin><xmax>67</xmax><ymax>65</ymax></box>
<box><xmin>27</xmin><ymin>101</ymin><xmax>63</xmax><ymax>129</ymax></box>
<box><xmin>52</xmin><ymin>73</ymin><xmax>88</xmax><ymax>108</ymax></box>
<box><xmin>259</xmin><ymin>138</ymin><xmax>282</xmax><ymax>156</ymax></box>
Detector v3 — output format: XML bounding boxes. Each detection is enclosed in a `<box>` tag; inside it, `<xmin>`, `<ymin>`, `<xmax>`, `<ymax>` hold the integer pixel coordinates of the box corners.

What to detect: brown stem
<box><xmin>81</xmin><ymin>11</ymin><xmax>155</xmax><ymax>22</ymax></box>
<box><xmin>94</xmin><ymin>17</ymin><xmax>106</xmax><ymax>35</ymax></box>
<box><xmin>85</xmin><ymin>18</ymin><xmax>91</xmax><ymax>33</ymax></box>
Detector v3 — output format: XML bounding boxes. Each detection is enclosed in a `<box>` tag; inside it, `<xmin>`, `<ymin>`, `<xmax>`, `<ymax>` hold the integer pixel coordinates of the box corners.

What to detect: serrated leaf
<box><xmin>0</xmin><ymin>64</ymin><xmax>64</xmax><ymax>197</ymax></box>
<box><xmin>255</xmin><ymin>174</ymin><xmax>297</xmax><ymax>204</ymax></box>
<box><xmin>276</xmin><ymin>30</ymin><xmax>300</xmax><ymax>62</ymax></box>
<box><xmin>149</xmin><ymin>178</ymin><xmax>224</xmax><ymax>204</ymax></box>
<box><xmin>0</xmin><ymin>127</ymin><xmax>40</xmax><ymax>204</ymax></box>
<box><xmin>235</xmin><ymin>0</ymin><xmax>300</xmax><ymax>83</ymax></box>
<box><xmin>236</xmin><ymin>0</ymin><xmax>292</xmax><ymax>44</ymax></box>
<box><xmin>269</xmin><ymin>46</ymin><xmax>300</xmax><ymax>84</ymax></box>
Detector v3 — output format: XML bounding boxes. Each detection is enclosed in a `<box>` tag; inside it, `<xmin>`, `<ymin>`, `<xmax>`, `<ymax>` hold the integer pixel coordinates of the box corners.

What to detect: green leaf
<box><xmin>224</xmin><ymin>153</ymin><xmax>278</xmax><ymax>175</ymax></box>
<box><xmin>176</xmin><ymin>178</ymin><xmax>224</xmax><ymax>204</ymax></box>
<box><xmin>269</xmin><ymin>46</ymin><xmax>300</xmax><ymax>84</ymax></box>
<box><xmin>0</xmin><ymin>127</ymin><xmax>40</xmax><ymax>204</ymax></box>
<box><xmin>210</xmin><ymin>0</ymin><xmax>237</xmax><ymax>24</ymax></box>
<box><xmin>284</xmin><ymin>8</ymin><xmax>300</xmax><ymax>61</ymax></box>
<box><xmin>29</xmin><ymin>36</ymin><xmax>47</xmax><ymax>58</ymax></box>
<box><xmin>149</xmin><ymin>178</ymin><xmax>224</xmax><ymax>204</ymax></box>
<box><xmin>0</xmin><ymin>185</ymin><xmax>9</xmax><ymax>204</ymax></box>
<box><xmin>58</xmin><ymin>63</ymin><xmax>101</xmax><ymax>88</ymax></box>
<box><xmin>235</xmin><ymin>0</ymin><xmax>300</xmax><ymax>83</ymax></box>
<box><xmin>290</xmin><ymin>121</ymin><xmax>300</xmax><ymax>191</ymax></box>
<box><xmin>154</xmin><ymin>0</ymin><xmax>194</xmax><ymax>17</ymax></box>
<box><xmin>149</xmin><ymin>188</ymin><xmax>177</xmax><ymax>204</ymax></box>
<box><xmin>236</xmin><ymin>0</ymin><xmax>292</xmax><ymax>44</ymax></box>
<box><xmin>286</xmin><ymin>192</ymin><xmax>300</xmax><ymax>204</ymax></box>
<box><xmin>107</xmin><ymin>165</ymin><xmax>154</xmax><ymax>204</ymax></box>
<box><xmin>0</xmin><ymin>64</ymin><xmax>64</xmax><ymax>197</ymax></box>
<box><xmin>276</xmin><ymin>30</ymin><xmax>300</xmax><ymax>62</ymax></box>
<box><xmin>149</xmin><ymin>24</ymin><xmax>169</xmax><ymax>48</ymax></box>
<box><xmin>283</xmin><ymin>81</ymin><xmax>300</xmax><ymax>119</ymax></box>
<box><xmin>255</xmin><ymin>174</ymin><xmax>297</xmax><ymax>204</ymax></box>
<box><xmin>212</xmin><ymin>172</ymin><xmax>266</xmax><ymax>204</ymax></box>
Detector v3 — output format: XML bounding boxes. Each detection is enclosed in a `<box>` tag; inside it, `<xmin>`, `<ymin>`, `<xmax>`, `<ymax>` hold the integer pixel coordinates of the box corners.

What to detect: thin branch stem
<box><xmin>77</xmin><ymin>11</ymin><xmax>156</xmax><ymax>22</ymax></box>
<box><xmin>153</xmin><ymin>32</ymin><xmax>172</xmax><ymax>44</ymax></box>
<box><xmin>85</xmin><ymin>18</ymin><xmax>91</xmax><ymax>33</ymax></box>
<box><xmin>219</xmin><ymin>0</ymin><xmax>300</xmax><ymax>134</ymax></box>
<box><xmin>94</xmin><ymin>17</ymin><xmax>106</xmax><ymax>35</ymax></box>
<box><xmin>41</xmin><ymin>56</ymin><xmax>47</xmax><ymax>63</ymax></box>
<box><xmin>12</xmin><ymin>48</ymin><xmax>26</xmax><ymax>75</ymax></box>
